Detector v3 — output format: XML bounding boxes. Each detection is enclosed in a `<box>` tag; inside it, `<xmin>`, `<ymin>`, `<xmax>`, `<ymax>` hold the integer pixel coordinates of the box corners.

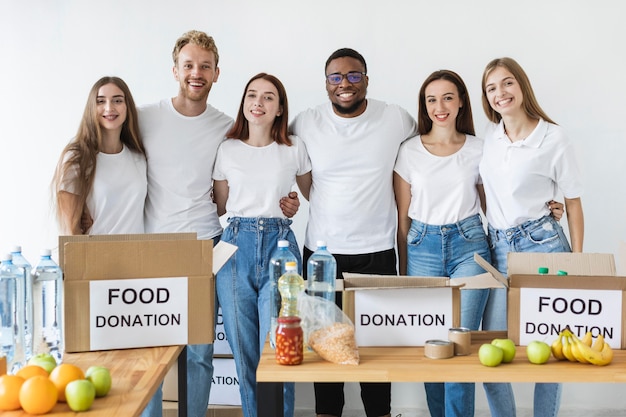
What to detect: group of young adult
<box><xmin>52</xmin><ymin>28</ymin><xmax>583</xmax><ymax>417</ymax></box>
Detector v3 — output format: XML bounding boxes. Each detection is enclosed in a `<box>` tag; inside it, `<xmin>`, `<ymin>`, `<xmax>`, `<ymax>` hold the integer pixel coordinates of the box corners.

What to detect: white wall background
<box><xmin>1</xmin><ymin>0</ymin><xmax>625</xmax><ymax>414</ymax></box>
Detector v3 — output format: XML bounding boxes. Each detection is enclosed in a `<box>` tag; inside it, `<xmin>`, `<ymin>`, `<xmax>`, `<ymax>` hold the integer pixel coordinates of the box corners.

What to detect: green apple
<box><xmin>86</xmin><ymin>365</ymin><xmax>112</xmax><ymax>397</ymax></box>
<box><xmin>65</xmin><ymin>379</ymin><xmax>96</xmax><ymax>412</ymax></box>
<box><xmin>27</xmin><ymin>352</ymin><xmax>57</xmax><ymax>374</ymax></box>
<box><xmin>478</xmin><ymin>343</ymin><xmax>504</xmax><ymax>367</ymax></box>
<box><xmin>491</xmin><ymin>338</ymin><xmax>517</xmax><ymax>363</ymax></box>
<box><xmin>526</xmin><ymin>340</ymin><xmax>551</xmax><ymax>364</ymax></box>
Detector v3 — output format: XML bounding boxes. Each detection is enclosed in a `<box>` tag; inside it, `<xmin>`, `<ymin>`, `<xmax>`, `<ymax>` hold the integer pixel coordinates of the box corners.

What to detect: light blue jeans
<box><xmin>217</xmin><ymin>217</ymin><xmax>298</xmax><ymax>417</ymax></box>
<box><xmin>406</xmin><ymin>214</ymin><xmax>491</xmax><ymax>417</ymax></box>
<box><xmin>482</xmin><ymin>215</ymin><xmax>571</xmax><ymax>417</ymax></box>
<box><xmin>141</xmin><ymin>236</ymin><xmax>221</xmax><ymax>417</ymax></box>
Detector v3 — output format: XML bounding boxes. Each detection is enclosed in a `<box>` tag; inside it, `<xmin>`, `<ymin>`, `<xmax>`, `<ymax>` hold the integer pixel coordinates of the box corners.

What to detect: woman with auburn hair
<box><xmin>394</xmin><ymin>69</ymin><xmax>491</xmax><ymax>417</ymax></box>
<box><xmin>212</xmin><ymin>72</ymin><xmax>311</xmax><ymax>417</ymax></box>
<box><xmin>52</xmin><ymin>76</ymin><xmax>146</xmax><ymax>235</ymax></box>
<box><xmin>479</xmin><ymin>57</ymin><xmax>584</xmax><ymax>417</ymax></box>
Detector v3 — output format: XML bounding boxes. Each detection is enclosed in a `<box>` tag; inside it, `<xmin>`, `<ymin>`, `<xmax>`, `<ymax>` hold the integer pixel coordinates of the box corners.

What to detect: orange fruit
<box><xmin>0</xmin><ymin>374</ymin><xmax>25</xmax><ymax>410</ymax></box>
<box><xmin>19</xmin><ymin>375</ymin><xmax>57</xmax><ymax>414</ymax></box>
<box><xmin>16</xmin><ymin>364</ymin><xmax>50</xmax><ymax>379</ymax></box>
<box><xmin>48</xmin><ymin>363</ymin><xmax>85</xmax><ymax>402</ymax></box>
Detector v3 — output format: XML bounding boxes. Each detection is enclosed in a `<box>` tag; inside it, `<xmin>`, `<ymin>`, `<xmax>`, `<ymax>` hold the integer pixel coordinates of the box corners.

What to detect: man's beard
<box><xmin>332</xmin><ymin>98</ymin><xmax>366</xmax><ymax>116</ymax></box>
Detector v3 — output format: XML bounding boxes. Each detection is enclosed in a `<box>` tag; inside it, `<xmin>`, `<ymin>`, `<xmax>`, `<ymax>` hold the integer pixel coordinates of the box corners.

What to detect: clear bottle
<box><xmin>269</xmin><ymin>240</ymin><xmax>298</xmax><ymax>348</ymax></box>
<box><xmin>0</xmin><ymin>253</ymin><xmax>26</xmax><ymax>372</ymax></box>
<box><xmin>11</xmin><ymin>245</ymin><xmax>33</xmax><ymax>360</ymax></box>
<box><xmin>278</xmin><ymin>261</ymin><xmax>304</xmax><ymax>317</ymax></box>
<box><xmin>306</xmin><ymin>240</ymin><xmax>337</xmax><ymax>302</ymax></box>
<box><xmin>31</xmin><ymin>249</ymin><xmax>64</xmax><ymax>363</ymax></box>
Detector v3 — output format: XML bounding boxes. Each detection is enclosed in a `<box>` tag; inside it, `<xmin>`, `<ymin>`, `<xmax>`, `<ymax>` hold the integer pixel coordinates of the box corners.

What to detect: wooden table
<box><xmin>3</xmin><ymin>345</ymin><xmax>186</xmax><ymax>417</ymax></box>
<box><xmin>256</xmin><ymin>332</ymin><xmax>626</xmax><ymax>417</ymax></box>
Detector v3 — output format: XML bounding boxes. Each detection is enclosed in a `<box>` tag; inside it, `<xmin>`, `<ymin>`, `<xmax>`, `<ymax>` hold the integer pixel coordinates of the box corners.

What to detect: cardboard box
<box><xmin>163</xmin><ymin>357</ymin><xmax>241</xmax><ymax>405</ymax></box>
<box><xmin>163</xmin><ymin>402</ymin><xmax>243</xmax><ymax>417</ymax></box>
<box><xmin>475</xmin><ymin>252</ymin><xmax>626</xmax><ymax>348</ymax></box>
<box><xmin>60</xmin><ymin>233</ymin><xmax>235</xmax><ymax>352</ymax></box>
<box><xmin>341</xmin><ymin>272</ymin><xmax>503</xmax><ymax>347</ymax></box>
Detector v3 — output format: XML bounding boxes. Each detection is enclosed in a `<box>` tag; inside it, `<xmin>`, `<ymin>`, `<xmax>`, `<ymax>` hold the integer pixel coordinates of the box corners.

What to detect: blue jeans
<box><xmin>217</xmin><ymin>217</ymin><xmax>298</xmax><ymax>417</ymax></box>
<box><xmin>482</xmin><ymin>215</ymin><xmax>570</xmax><ymax>417</ymax></box>
<box><xmin>141</xmin><ymin>236</ymin><xmax>221</xmax><ymax>417</ymax></box>
<box><xmin>405</xmin><ymin>214</ymin><xmax>491</xmax><ymax>417</ymax></box>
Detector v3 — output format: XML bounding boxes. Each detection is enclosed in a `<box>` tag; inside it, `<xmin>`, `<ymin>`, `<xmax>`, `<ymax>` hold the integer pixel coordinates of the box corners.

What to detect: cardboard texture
<box><xmin>60</xmin><ymin>234</ymin><xmax>216</xmax><ymax>352</ymax></box>
<box><xmin>476</xmin><ymin>252</ymin><xmax>626</xmax><ymax>348</ymax></box>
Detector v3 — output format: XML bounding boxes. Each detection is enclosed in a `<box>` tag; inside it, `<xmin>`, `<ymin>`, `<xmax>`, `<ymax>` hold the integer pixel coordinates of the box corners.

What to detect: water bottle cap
<box><xmin>538</xmin><ymin>267</ymin><xmax>549</xmax><ymax>274</ymax></box>
<box><xmin>40</xmin><ymin>249</ymin><xmax>52</xmax><ymax>257</ymax></box>
<box><xmin>1</xmin><ymin>253</ymin><xmax>12</xmax><ymax>262</ymax></box>
<box><xmin>285</xmin><ymin>261</ymin><xmax>297</xmax><ymax>270</ymax></box>
<box><xmin>278</xmin><ymin>240</ymin><xmax>289</xmax><ymax>248</ymax></box>
<box><xmin>316</xmin><ymin>240</ymin><xmax>327</xmax><ymax>248</ymax></box>
<box><xmin>11</xmin><ymin>245</ymin><xmax>22</xmax><ymax>253</ymax></box>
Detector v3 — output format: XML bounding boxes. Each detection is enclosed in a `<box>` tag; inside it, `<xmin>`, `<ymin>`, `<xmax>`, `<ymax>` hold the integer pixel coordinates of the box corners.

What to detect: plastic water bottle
<box><xmin>31</xmin><ymin>249</ymin><xmax>64</xmax><ymax>363</ymax></box>
<box><xmin>278</xmin><ymin>261</ymin><xmax>304</xmax><ymax>317</ymax></box>
<box><xmin>269</xmin><ymin>240</ymin><xmax>298</xmax><ymax>348</ymax></box>
<box><xmin>0</xmin><ymin>253</ymin><xmax>26</xmax><ymax>372</ymax></box>
<box><xmin>11</xmin><ymin>245</ymin><xmax>33</xmax><ymax>359</ymax></box>
<box><xmin>306</xmin><ymin>240</ymin><xmax>337</xmax><ymax>302</ymax></box>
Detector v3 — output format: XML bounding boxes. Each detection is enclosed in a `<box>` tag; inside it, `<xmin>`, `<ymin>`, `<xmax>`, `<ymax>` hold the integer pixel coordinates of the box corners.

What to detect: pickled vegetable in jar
<box><xmin>275</xmin><ymin>316</ymin><xmax>304</xmax><ymax>365</ymax></box>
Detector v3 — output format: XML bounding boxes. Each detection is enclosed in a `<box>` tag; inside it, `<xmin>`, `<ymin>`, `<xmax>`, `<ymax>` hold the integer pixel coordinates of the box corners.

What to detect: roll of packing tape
<box><xmin>424</xmin><ymin>339</ymin><xmax>454</xmax><ymax>359</ymax></box>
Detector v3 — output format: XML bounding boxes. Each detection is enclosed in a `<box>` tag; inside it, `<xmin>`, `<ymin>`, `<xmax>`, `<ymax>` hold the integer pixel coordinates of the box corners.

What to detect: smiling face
<box><xmin>424</xmin><ymin>79</ymin><xmax>462</xmax><ymax>129</ymax></box>
<box><xmin>325</xmin><ymin>56</ymin><xmax>368</xmax><ymax>117</ymax></box>
<box><xmin>96</xmin><ymin>83</ymin><xmax>127</xmax><ymax>133</ymax></box>
<box><xmin>243</xmin><ymin>78</ymin><xmax>282</xmax><ymax>127</ymax></box>
<box><xmin>484</xmin><ymin>66</ymin><xmax>524</xmax><ymax>118</ymax></box>
<box><xmin>173</xmin><ymin>43</ymin><xmax>219</xmax><ymax>103</ymax></box>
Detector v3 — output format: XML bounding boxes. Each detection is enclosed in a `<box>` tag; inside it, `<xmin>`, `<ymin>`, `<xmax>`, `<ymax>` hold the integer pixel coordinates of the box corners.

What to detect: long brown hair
<box><xmin>418</xmin><ymin>69</ymin><xmax>475</xmax><ymax>136</ymax></box>
<box><xmin>52</xmin><ymin>76</ymin><xmax>143</xmax><ymax>233</ymax></box>
<box><xmin>226</xmin><ymin>73</ymin><xmax>291</xmax><ymax>145</ymax></box>
<box><xmin>481</xmin><ymin>57</ymin><xmax>556</xmax><ymax>125</ymax></box>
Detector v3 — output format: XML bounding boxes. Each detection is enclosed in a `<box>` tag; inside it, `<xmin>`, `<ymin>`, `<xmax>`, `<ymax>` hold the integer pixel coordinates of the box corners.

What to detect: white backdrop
<box><xmin>1</xmin><ymin>0</ymin><xmax>625</xmax><ymax>414</ymax></box>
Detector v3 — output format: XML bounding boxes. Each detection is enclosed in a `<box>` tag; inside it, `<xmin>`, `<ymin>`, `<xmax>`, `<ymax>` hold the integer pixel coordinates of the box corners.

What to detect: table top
<box><xmin>4</xmin><ymin>345</ymin><xmax>182</xmax><ymax>417</ymax></box>
<box><xmin>257</xmin><ymin>332</ymin><xmax>626</xmax><ymax>384</ymax></box>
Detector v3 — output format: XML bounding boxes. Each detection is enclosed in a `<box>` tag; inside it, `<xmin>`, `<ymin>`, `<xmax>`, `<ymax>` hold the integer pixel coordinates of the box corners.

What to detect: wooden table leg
<box><xmin>257</xmin><ymin>381</ymin><xmax>284</xmax><ymax>417</ymax></box>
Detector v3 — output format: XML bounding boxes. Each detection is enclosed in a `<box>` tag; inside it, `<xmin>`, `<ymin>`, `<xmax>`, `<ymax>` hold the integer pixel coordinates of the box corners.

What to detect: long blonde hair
<box><xmin>52</xmin><ymin>76</ymin><xmax>143</xmax><ymax>233</ymax></box>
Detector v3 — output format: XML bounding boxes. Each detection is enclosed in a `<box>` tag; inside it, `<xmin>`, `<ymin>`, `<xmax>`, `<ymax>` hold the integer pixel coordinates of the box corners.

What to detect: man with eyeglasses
<box><xmin>290</xmin><ymin>48</ymin><xmax>417</xmax><ymax>417</ymax></box>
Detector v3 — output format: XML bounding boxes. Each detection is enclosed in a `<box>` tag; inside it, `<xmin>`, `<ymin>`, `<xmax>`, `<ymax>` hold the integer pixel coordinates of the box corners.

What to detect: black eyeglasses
<box><xmin>325</xmin><ymin>71</ymin><xmax>366</xmax><ymax>85</ymax></box>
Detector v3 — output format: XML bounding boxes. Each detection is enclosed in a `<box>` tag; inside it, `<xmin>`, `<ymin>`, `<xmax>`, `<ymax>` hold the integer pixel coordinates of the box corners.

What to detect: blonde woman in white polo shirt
<box><xmin>479</xmin><ymin>57</ymin><xmax>584</xmax><ymax>417</ymax></box>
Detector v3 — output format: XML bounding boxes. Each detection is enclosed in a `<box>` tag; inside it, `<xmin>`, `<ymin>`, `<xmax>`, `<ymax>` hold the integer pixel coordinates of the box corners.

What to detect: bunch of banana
<box><xmin>550</xmin><ymin>329</ymin><xmax>613</xmax><ymax>366</ymax></box>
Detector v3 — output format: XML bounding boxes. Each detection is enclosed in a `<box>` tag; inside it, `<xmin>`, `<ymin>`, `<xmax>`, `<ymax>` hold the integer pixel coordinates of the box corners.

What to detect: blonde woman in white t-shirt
<box><xmin>212</xmin><ymin>73</ymin><xmax>311</xmax><ymax>417</ymax></box>
<box><xmin>479</xmin><ymin>57</ymin><xmax>584</xmax><ymax>417</ymax></box>
<box><xmin>52</xmin><ymin>76</ymin><xmax>146</xmax><ymax>235</ymax></box>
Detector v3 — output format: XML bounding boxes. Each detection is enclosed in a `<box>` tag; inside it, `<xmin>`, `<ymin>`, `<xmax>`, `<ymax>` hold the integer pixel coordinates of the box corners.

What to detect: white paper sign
<box><xmin>209</xmin><ymin>358</ymin><xmax>241</xmax><ymax>406</ymax></box>
<box><xmin>89</xmin><ymin>277</ymin><xmax>189</xmax><ymax>350</ymax></box>
<box><xmin>213</xmin><ymin>306</ymin><xmax>233</xmax><ymax>355</ymax></box>
<box><xmin>354</xmin><ymin>287</ymin><xmax>453</xmax><ymax>346</ymax></box>
<box><xmin>519</xmin><ymin>288</ymin><xmax>622</xmax><ymax>347</ymax></box>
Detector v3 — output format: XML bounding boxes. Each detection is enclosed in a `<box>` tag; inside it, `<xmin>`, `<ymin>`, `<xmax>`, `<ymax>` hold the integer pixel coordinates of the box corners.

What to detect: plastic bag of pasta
<box><xmin>298</xmin><ymin>293</ymin><xmax>359</xmax><ymax>365</ymax></box>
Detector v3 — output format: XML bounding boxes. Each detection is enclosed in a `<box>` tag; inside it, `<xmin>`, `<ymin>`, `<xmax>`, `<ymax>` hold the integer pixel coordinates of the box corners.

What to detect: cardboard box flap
<box><xmin>342</xmin><ymin>273</ymin><xmax>449</xmax><ymax>290</ymax></box>
<box><xmin>63</xmin><ymin>239</ymin><xmax>213</xmax><ymax>280</ymax></box>
<box><xmin>619</xmin><ymin>241</ymin><xmax>626</xmax><ymax>275</ymax></box>
<box><xmin>450</xmin><ymin>272</ymin><xmax>506</xmax><ymax>289</ymax></box>
<box><xmin>474</xmin><ymin>253</ymin><xmax>509</xmax><ymax>288</ymax></box>
<box><xmin>510</xmin><ymin>274</ymin><xmax>626</xmax><ymax>290</ymax></box>
<box><xmin>59</xmin><ymin>233</ymin><xmax>197</xmax><ymax>268</ymax></box>
<box><xmin>507</xmin><ymin>252</ymin><xmax>616</xmax><ymax>276</ymax></box>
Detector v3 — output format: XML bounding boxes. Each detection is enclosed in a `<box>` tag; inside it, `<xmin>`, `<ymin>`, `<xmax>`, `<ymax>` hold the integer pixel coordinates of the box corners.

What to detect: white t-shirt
<box><xmin>139</xmin><ymin>99</ymin><xmax>233</xmax><ymax>239</ymax></box>
<box><xmin>212</xmin><ymin>136</ymin><xmax>311</xmax><ymax>218</ymax></box>
<box><xmin>290</xmin><ymin>99</ymin><xmax>417</xmax><ymax>254</ymax></box>
<box><xmin>60</xmin><ymin>145</ymin><xmax>147</xmax><ymax>234</ymax></box>
<box><xmin>394</xmin><ymin>135</ymin><xmax>483</xmax><ymax>225</ymax></box>
<box><xmin>479</xmin><ymin>119</ymin><xmax>584</xmax><ymax>230</ymax></box>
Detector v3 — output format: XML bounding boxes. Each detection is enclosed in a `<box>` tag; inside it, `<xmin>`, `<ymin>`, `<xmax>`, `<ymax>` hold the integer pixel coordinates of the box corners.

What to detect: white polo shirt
<box><xmin>479</xmin><ymin>119</ymin><xmax>583</xmax><ymax>230</ymax></box>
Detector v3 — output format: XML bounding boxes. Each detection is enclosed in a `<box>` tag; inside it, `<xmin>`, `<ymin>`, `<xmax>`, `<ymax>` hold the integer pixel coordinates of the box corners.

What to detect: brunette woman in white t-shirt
<box><xmin>479</xmin><ymin>57</ymin><xmax>584</xmax><ymax>417</ymax></box>
<box><xmin>212</xmin><ymin>73</ymin><xmax>312</xmax><ymax>417</ymax></box>
<box><xmin>53</xmin><ymin>76</ymin><xmax>146</xmax><ymax>235</ymax></box>
<box><xmin>394</xmin><ymin>69</ymin><xmax>491</xmax><ymax>417</ymax></box>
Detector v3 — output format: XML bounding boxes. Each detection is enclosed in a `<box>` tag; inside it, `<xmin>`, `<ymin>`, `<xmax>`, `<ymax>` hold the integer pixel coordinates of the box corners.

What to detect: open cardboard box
<box><xmin>474</xmin><ymin>252</ymin><xmax>626</xmax><ymax>348</ymax></box>
<box><xmin>341</xmin><ymin>272</ymin><xmax>504</xmax><ymax>347</ymax></box>
<box><xmin>60</xmin><ymin>233</ymin><xmax>236</xmax><ymax>353</ymax></box>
